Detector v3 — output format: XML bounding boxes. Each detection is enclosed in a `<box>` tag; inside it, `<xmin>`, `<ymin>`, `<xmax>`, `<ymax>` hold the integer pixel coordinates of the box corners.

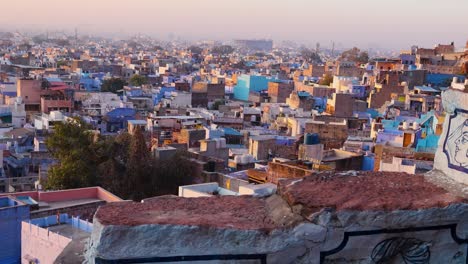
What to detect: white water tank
<box><xmin>413</xmin><ymin>122</ymin><xmax>420</xmax><ymax>130</ymax></box>
<box><xmin>402</xmin><ymin>121</ymin><xmax>409</xmax><ymax>130</ymax></box>
<box><xmin>219</xmin><ymin>138</ymin><xmax>226</xmax><ymax>148</ymax></box>
<box><xmin>241</xmin><ymin>155</ymin><xmax>249</xmax><ymax>164</ymax></box>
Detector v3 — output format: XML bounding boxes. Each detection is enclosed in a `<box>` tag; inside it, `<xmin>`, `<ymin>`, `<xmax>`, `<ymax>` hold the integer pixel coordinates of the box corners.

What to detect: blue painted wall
<box><xmin>233</xmin><ymin>75</ymin><xmax>269</xmax><ymax>101</ymax></box>
<box><xmin>362</xmin><ymin>155</ymin><xmax>375</xmax><ymax>171</ymax></box>
<box><xmin>426</xmin><ymin>73</ymin><xmax>465</xmax><ymax>86</ymax></box>
<box><xmin>153</xmin><ymin>87</ymin><xmax>176</xmax><ymax>105</ymax></box>
<box><xmin>0</xmin><ymin>197</ymin><xmax>30</xmax><ymax>264</ymax></box>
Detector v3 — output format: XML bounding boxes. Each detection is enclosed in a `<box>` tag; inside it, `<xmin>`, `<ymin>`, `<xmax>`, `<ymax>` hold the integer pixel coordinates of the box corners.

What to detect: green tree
<box><xmin>56</xmin><ymin>60</ymin><xmax>68</xmax><ymax>67</ymax></box>
<box><xmin>44</xmin><ymin>118</ymin><xmax>195</xmax><ymax>200</ymax></box>
<box><xmin>212</xmin><ymin>45</ymin><xmax>235</xmax><ymax>55</ymax></box>
<box><xmin>152</xmin><ymin>152</ymin><xmax>193</xmax><ymax>195</ymax></box>
<box><xmin>357</xmin><ymin>51</ymin><xmax>369</xmax><ymax>63</ymax></box>
<box><xmin>129</xmin><ymin>74</ymin><xmax>148</xmax><ymax>87</ymax></box>
<box><xmin>126</xmin><ymin>126</ymin><xmax>153</xmax><ymax>200</ymax></box>
<box><xmin>319</xmin><ymin>73</ymin><xmax>333</xmax><ymax>86</ymax></box>
<box><xmin>101</xmin><ymin>78</ymin><xmax>127</xmax><ymax>93</ymax></box>
<box><xmin>32</xmin><ymin>35</ymin><xmax>47</xmax><ymax>44</ymax></box>
<box><xmin>300</xmin><ymin>48</ymin><xmax>322</xmax><ymax>64</ymax></box>
<box><xmin>97</xmin><ymin>133</ymin><xmax>132</xmax><ymax>198</ymax></box>
<box><xmin>54</xmin><ymin>39</ymin><xmax>70</xmax><ymax>46</ymax></box>
<box><xmin>211</xmin><ymin>99</ymin><xmax>225</xmax><ymax>110</ymax></box>
<box><xmin>340</xmin><ymin>47</ymin><xmax>369</xmax><ymax>63</ymax></box>
<box><xmin>45</xmin><ymin>117</ymin><xmax>98</xmax><ymax>190</ymax></box>
<box><xmin>188</xmin><ymin>45</ymin><xmax>203</xmax><ymax>54</ymax></box>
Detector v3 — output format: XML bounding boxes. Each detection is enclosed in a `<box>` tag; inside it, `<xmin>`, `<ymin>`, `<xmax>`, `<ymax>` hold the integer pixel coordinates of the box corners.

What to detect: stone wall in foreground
<box><xmin>85</xmin><ymin>172</ymin><xmax>468</xmax><ymax>264</ymax></box>
<box><xmin>86</xmin><ymin>202</ymin><xmax>468</xmax><ymax>264</ymax></box>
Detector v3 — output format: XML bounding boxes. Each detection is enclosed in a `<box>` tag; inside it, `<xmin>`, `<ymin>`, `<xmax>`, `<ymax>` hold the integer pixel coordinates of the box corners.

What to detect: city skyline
<box><xmin>1</xmin><ymin>0</ymin><xmax>467</xmax><ymax>50</ymax></box>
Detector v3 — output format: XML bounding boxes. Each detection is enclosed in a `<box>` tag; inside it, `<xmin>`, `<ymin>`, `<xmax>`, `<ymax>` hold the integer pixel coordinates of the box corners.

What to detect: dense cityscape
<box><xmin>0</xmin><ymin>1</ymin><xmax>468</xmax><ymax>263</ymax></box>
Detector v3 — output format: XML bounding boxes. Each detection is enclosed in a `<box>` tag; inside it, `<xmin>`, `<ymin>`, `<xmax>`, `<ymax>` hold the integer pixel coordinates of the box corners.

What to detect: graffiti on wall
<box><xmin>320</xmin><ymin>224</ymin><xmax>468</xmax><ymax>263</ymax></box>
<box><xmin>371</xmin><ymin>237</ymin><xmax>430</xmax><ymax>264</ymax></box>
<box><xmin>443</xmin><ymin>109</ymin><xmax>468</xmax><ymax>173</ymax></box>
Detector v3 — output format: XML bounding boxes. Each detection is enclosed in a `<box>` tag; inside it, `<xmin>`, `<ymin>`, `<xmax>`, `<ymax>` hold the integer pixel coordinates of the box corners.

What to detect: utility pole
<box><xmin>331</xmin><ymin>42</ymin><xmax>335</xmax><ymax>57</ymax></box>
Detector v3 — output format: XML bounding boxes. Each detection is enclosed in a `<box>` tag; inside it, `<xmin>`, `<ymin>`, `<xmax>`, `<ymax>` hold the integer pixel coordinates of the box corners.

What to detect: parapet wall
<box><xmin>85</xmin><ymin>172</ymin><xmax>468</xmax><ymax>264</ymax></box>
<box><xmin>21</xmin><ymin>221</ymin><xmax>72</xmax><ymax>264</ymax></box>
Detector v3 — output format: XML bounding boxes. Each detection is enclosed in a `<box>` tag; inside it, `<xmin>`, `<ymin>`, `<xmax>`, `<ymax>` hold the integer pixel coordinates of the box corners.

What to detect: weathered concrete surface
<box><xmin>85</xmin><ymin>172</ymin><xmax>468</xmax><ymax>264</ymax></box>
<box><xmin>277</xmin><ymin>171</ymin><xmax>465</xmax><ymax>218</ymax></box>
<box><xmin>95</xmin><ymin>195</ymin><xmax>299</xmax><ymax>230</ymax></box>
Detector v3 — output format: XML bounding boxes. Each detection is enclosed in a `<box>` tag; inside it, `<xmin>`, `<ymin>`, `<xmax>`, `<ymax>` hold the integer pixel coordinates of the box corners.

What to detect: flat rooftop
<box><xmin>35</xmin><ymin>198</ymin><xmax>103</xmax><ymax>214</ymax></box>
<box><xmin>48</xmin><ymin>223</ymin><xmax>90</xmax><ymax>239</ymax></box>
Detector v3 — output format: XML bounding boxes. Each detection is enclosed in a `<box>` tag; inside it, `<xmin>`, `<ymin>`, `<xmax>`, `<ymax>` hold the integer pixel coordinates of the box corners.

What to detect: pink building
<box><xmin>17</xmin><ymin>78</ymin><xmax>42</xmax><ymax>112</ymax></box>
<box><xmin>22</xmin><ymin>214</ymin><xmax>93</xmax><ymax>263</ymax></box>
<box><xmin>40</xmin><ymin>96</ymin><xmax>73</xmax><ymax>114</ymax></box>
<box><xmin>0</xmin><ymin>187</ymin><xmax>122</xmax><ymax>219</ymax></box>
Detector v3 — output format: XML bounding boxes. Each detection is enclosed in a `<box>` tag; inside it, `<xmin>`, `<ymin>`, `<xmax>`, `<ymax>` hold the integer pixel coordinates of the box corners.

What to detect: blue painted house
<box><xmin>233</xmin><ymin>74</ymin><xmax>270</xmax><ymax>101</ymax></box>
<box><xmin>416</xmin><ymin>111</ymin><xmax>442</xmax><ymax>153</ymax></box>
<box><xmin>104</xmin><ymin>108</ymin><xmax>137</xmax><ymax>132</ymax></box>
<box><xmin>153</xmin><ymin>87</ymin><xmax>176</xmax><ymax>105</ymax></box>
<box><xmin>426</xmin><ymin>73</ymin><xmax>465</xmax><ymax>87</ymax></box>
<box><xmin>0</xmin><ymin>197</ymin><xmax>29</xmax><ymax>263</ymax></box>
<box><xmin>79</xmin><ymin>72</ymin><xmax>103</xmax><ymax>91</ymax></box>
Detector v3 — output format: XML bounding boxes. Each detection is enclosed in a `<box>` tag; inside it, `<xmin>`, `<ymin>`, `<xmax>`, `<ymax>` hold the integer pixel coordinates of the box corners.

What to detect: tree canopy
<box><xmin>319</xmin><ymin>73</ymin><xmax>334</xmax><ymax>86</ymax></box>
<box><xmin>45</xmin><ymin>117</ymin><xmax>98</xmax><ymax>190</ymax></box>
<box><xmin>339</xmin><ymin>47</ymin><xmax>369</xmax><ymax>63</ymax></box>
<box><xmin>300</xmin><ymin>48</ymin><xmax>322</xmax><ymax>64</ymax></box>
<box><xmin>101</xmin><ymin>78</ymin><xmax>127</xmax><ymax>93</ymax></box>
<box><xmin>211</xmin><ymin>45</ymin><xmax>234</xmax><ymax>55</ymax></box>
<box><xmin>188</xmin><ymin>45</ymin><xmax>203</xmax><ymax>55</ymax></box>
<box><xmin>45</xmin><ymin>118</ymin><xmax>193</xmax><ymax>201</ymax></box>
<box><xmin>129</xmin><ymin>74</ymin><xmax>148</xmax><ymax>87</ymax></box>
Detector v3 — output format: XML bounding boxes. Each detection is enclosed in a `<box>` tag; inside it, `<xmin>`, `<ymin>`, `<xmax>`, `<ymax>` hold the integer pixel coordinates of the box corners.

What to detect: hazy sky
<box><xmin>1</xmin><ymin>0</ymin><xmax>467</xmax><ymax>50</ymax></box>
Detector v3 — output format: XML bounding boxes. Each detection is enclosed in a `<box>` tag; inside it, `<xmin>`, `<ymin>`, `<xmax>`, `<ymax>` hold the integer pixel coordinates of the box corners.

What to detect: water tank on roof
<box><xmin>241</xmin><ymin>155</ymin><xmax>249</xmax><ymax>164</ymax></box>
<box><xmin>241</xmin><ymin>154</ymin><xmax>253</xmax><ymax>164</ymax></box>
<box><xmin>413</xmin><ymin>122</ymin><xmax>420</xmax><ymax>130</ymax></box>
<box><xmin>402</xmin><ymin>121</ymin><xmax>409</xmax><ymax>130</ymax></box>
<box><xmin>304</xmin><ymin>133</ymin><xmax>319</xmax><ymax>145</ymax></box>
<box><xmin>219</xmin><ymin>138</ymin><xmax>226</xmax><ymax>148</ymax></box>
